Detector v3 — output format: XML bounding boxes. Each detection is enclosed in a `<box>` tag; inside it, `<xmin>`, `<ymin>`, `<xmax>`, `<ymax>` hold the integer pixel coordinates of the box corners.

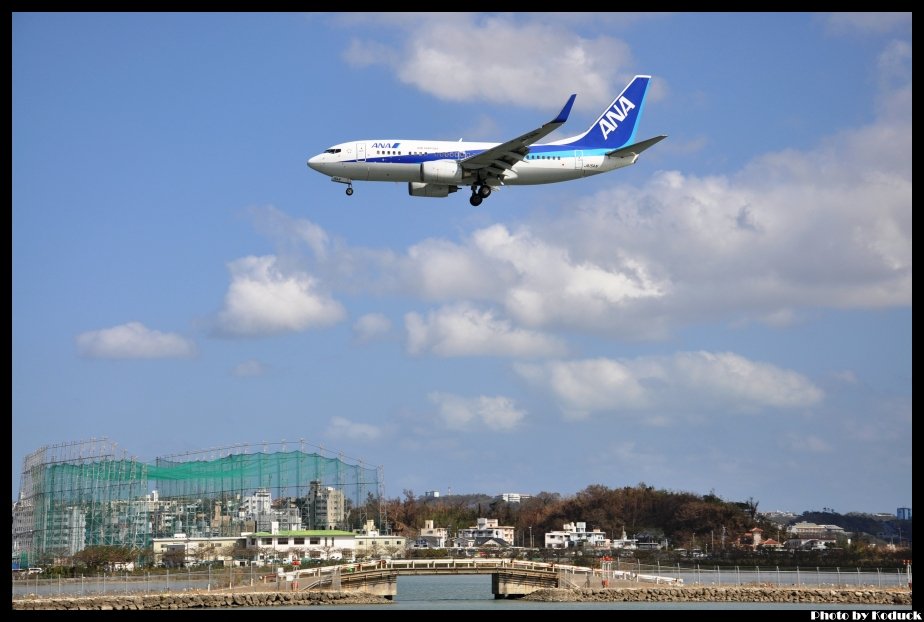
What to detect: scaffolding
<box><xmin>12</xmin><ymin>438</ymin><xmax>383</xmax><ymax>566</ymax></box>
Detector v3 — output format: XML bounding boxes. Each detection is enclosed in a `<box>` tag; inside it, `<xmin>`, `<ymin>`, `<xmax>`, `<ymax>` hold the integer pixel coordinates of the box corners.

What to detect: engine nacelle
<box><xmin>408</xmin><ymin>182</ymin><xmax>458</xmax><ymax>198</ymax></box>
<box><xmin>420</xmin><ymin>159</ymin><xmax>463</xmax><ymax>183</ymax></box>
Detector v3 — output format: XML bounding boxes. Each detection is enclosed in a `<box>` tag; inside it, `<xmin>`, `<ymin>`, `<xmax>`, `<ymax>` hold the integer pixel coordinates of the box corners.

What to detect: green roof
<box><xmin>251</xmin><ymin>530</ymin><xmax>354</xmax><ymax>537</ymax></box>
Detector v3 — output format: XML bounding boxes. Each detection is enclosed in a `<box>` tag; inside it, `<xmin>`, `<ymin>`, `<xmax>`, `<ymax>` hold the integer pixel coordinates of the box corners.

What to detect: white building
<box><xmin>456</xmin><ymin>518</ymin><xmax>515</xmax><ymax>547</ymax></box>
<box><xmin>499</xmin><ymin>493</ymin><xmax>532</xmax><ymax>504</ymax></box>
<box><xmin>246</xmin><ymin>526</ymin><xmax>356</xmax><ymax>562</ymax></box>
<box><xmin>544</xmin><ymin>521</ymin><xmax>608</xmax><ymax>549</ymax></box>
<box><xmin>152</xmin><ymin>535</ymin><xmax>244</xmax><ymax>567</ymax></box>
<box><xmin>415</xmin><ymin>519</ymin><xmax>450</xmax><ymax>548</ymax></box>
<box><xmin>353</xmin><ymin>520</ymin><xmax>407</xmax><ymax>558</ymax></box>
<box><xmin>789</xmin><ymin>522</ymin><xmax>846</xmax><ymax>539</ymax></box>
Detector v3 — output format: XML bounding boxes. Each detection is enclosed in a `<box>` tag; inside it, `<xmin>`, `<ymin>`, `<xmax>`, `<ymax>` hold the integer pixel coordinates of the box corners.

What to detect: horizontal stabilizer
<box><xmin>606</xmin><ymin>135</ymin><xmax>667</xmax><ymax>158</ymax></box>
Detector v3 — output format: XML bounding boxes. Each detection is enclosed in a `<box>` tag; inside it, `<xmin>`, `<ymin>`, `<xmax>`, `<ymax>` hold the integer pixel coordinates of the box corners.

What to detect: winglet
<box><xmin>553</xmin><ymin>94</ymin><xmax>577</xmax><ymax>124</ymax></box>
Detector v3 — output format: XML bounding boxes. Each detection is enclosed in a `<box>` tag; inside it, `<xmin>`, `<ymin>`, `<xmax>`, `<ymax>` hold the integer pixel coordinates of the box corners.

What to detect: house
<box><xmin>414</xmin><ymin>519</ymin><xmax>450</xmax><ymax>549</ymax></box>
<box><xmin>544</xmin><ymin>521</ymin><xmax>607</xmax><ymax>549</ymax></box>
<box><xmin>455</xmin><ymin>518</ymin><xmax>515</xmax><ymax>548</ymax></box>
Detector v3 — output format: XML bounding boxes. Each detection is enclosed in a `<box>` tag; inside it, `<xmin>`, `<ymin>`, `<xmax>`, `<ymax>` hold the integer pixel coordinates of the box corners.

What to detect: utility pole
<box><xmin>529</xmin><ymin>526</ymin><xmax>533</xmax><ymax>550</ymax></box>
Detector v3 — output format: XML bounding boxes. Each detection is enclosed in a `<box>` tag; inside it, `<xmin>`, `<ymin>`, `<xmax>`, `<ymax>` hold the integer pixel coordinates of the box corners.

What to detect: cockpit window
<box><xmin>324</xmin><ymin>148</ymin><xmax>341</xmax><ymax>154</ymax></box>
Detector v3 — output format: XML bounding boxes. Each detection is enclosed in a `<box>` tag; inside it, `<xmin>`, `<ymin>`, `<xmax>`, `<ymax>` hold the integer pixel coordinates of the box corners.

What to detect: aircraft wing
<box><xmin>460</xmin><ymin>94</ymin><xmax>577</xmax><ymax>181</ymax></box>
<box><xmin>605</xmin><ymin>134</ymin><xmax>668</xmax><ymax>158</ymax></box>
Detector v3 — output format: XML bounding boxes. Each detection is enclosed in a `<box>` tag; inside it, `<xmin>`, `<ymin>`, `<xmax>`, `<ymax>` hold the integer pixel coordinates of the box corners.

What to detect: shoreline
<box><xmin>11</xmin><ymin>590</ymin><xmax>392</xmax><ymax>610</ymax></box>
<box><xmin>12</xmin><ymin>585</ymin><xmax>913</xmax><ymax>609</ymax></box>
<box><xmin>523</xmin><ymin>586</ymin><xmax>913</xmax><ymax>605</ymax></box>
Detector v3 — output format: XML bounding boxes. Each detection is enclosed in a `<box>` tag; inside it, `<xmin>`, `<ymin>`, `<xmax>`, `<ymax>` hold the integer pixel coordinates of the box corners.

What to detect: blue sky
<box><xmin>12</xmin><ymin>13</ymin><xmax>911</xmax><ymax>514</ymax></box>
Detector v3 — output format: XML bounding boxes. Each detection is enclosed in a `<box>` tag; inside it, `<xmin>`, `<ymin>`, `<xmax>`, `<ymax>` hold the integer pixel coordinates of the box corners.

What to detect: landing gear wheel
<box><xmin>345</xmin><ymin>187</ymin><xmax>354</xmax><ymax>196</ymax></box>
<box><xmin>469</xmin><ymin>194</ymin><xmax>483</xmax><ymax>207</ymax></box>
<box><xmin>479</xmin><ymin>185</ymin><xmax>492</xmax><ymax>198</ymax></box>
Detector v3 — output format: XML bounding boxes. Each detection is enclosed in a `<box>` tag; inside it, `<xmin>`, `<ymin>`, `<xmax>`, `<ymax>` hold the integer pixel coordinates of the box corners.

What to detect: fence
<box><xmin>12</xmin><ymin>562</ymin><xmax>912</xmax><ymax>599</ymax></box>
<box><xmin>12</xmin><ymin>567</ymin><xmax>299</xmax><ymax>599</ymax></box>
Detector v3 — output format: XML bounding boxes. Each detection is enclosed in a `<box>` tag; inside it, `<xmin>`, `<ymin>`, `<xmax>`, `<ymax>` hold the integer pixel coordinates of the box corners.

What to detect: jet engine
<box><xmin>420</xmin><ymin>160</ymin><xmax>463</xmax><ymax>183</ymax></box>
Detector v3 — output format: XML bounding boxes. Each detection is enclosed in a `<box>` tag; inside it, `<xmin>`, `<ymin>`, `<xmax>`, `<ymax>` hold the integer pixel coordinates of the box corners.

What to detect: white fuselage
<box><xmin>307</xmin><ymin>139</ymin><xmax>637</xmax><ymax>187</ymax></box>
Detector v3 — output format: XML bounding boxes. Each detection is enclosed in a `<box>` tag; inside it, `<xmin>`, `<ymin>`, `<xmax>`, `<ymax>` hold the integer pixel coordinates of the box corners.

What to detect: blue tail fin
<box><xmin>556</xmin><ymin>75</ymin><xmax>651</xmax><ymax>150</ymax></box>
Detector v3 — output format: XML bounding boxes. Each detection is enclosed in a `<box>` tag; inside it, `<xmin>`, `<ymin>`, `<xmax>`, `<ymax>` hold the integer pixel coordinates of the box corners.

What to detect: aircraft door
<box><xmin>574</xmin><ymin>150</ymin><xmax>583</xmax><ymax>172</ymax></box>
<box><xmin>357</xmin><ymin>142</ymin><xmax>366</xmax><ymax>161</ymax></box>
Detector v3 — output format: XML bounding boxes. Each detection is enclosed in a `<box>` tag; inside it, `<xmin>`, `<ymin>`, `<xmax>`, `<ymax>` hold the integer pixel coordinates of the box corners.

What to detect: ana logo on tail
<box><xmin>598</xmin><ymin>97</ymin><xmax>637</xmax><ymax>141</ymax></box>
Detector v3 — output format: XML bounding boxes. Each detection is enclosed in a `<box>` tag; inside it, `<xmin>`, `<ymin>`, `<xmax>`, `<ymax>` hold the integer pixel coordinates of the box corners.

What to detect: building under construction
<box><xmin>12</xmin><ymin>438</ymin><xmax>384</xmax><ymax>567</ymax></box>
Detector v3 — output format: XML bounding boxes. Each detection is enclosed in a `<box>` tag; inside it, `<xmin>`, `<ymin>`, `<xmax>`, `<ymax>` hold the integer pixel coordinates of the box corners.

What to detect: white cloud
<box><xmin>395</xmin><ymin>224</ymin><xmax>669</xmax><ymax>338</ymax></box>
<box><xmin>353</xmin><ymin>313</ymin><xmax>392</xmax><ymax>342</ymax></box>
<box><xmin>405</xmin><ymin>303</ymin><xmax>566</xmax><ymax>358</ymax></box>
<box><xmin>342</xmin><ymin>14</ymin><xmax>637</xmax><ymax>111</ymax></box>
<box><xmin>428</xmin><ymin>392</ymin><xmax>525</xmax><ymax>431</ymax></box>
<box><xmin>515</xmin><ymin>351</ymin><xmax>824</xmax><ymax>420</ymax></box>
<box><xmin>76</xmin><ymin>322</ymin><xmax>196</xmax><ymax>359</ymax></box>
<box><xmin>249</xmin><ymin>205</ymin><xmax>330</xmax><ymax>261</ymax></box>
<box><xmin>215</xmin><ymin>255</ymin><xmax>345</xmax><ymax>337</ymax></box>
<box><xmin>231</xmin><ymin>359</ymin><xmax>267</xmax><ymax>377</ymax></box>
<box><xmin>326</xmin><ymin>416</ymin><xmax>383</xmax><ymax>442</ymax></box>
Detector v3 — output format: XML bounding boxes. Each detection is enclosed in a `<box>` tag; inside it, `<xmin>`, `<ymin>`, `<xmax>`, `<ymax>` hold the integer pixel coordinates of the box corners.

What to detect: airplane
<box><xmin>307</xmin><ymin>75</ymin><xmax>666</xmax><ymax>206</ymax></box>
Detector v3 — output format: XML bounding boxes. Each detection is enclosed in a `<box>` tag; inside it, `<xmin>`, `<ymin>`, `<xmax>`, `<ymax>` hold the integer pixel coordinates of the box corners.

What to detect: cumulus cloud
<box><xmin>428</xmin><ymin>392</ymin><xmax>525</xmax><ymax>431</ymax></box>
<box><xmin>395</xmin><ymin>225</ymin><xmax>669</xmax><ymax>338</ymax></box>
<box><xmin>515</xmin><ymin>351</ymin><xmax>824</xmax><ymax>420</ymax></box>
<box><xmin>231</xmin><ymin>359</ymin><xmax>267</xmax><ymax>377</ymax></box>
<box><xmin>215</xmin><ymin>255</ymin><xmax>345</xmax><ymax>337</ymax></box>
<box><xmin>342</xmin><ymin>13</ymin><xmax>638</xmax><ymax>111</ymax></box>
<box><xmin>353</xmin><ymin>313</ymin><xmax>392</xmax><ymax>342</ymax></box>
<box><xmin>405</xmin><ymin>303</ymin><xmax>566</xmax><ymax>357</ymax></box>
<box><xmin>326</xmin><ymin>416</ymin><xmax>383</xmax><ymax>442</ymax></box>
<box><xmin>249</xmin><ymin>205</ymin><xmax>330</xmax><ymax>261</ymax></box>
<box><xmin>76</xmin><ymin>322</ymin><xmax>196</xmax><ymax>359</ymax></box>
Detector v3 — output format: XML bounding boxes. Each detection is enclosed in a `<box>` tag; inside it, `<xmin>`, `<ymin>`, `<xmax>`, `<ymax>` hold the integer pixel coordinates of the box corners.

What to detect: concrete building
<box><xmin>456</xmin><ymin>518</ymin><xmax>515</xmax><ymax>547</ymax></box>
<box><xmin>152</xmin><ymin>535</ymin><xmax>244</xmax><ymax>567</ymax></box>
<box><xmin>789</xmin><ymin>522</ymin><xmax>846</xmax><ymax>539</ymax></box>
<box><xmin>897</xmin><ymin>507</ymin><xmax>912</xmax><ymax>520</ymax></box>
<box><xmin>423</xmin><ymin>490</ymin><xmax>440</xmax><ymax>498</ymax></box>
<box><xmin>353</xmin><ymin>520</ymin><xmax>407</xmax><ymax>559</ymax></box>
<box><xmin>307</xmin><ymin>481</ymin><xmax>345</xmax><ymax>530</ymax></box>
<box><xmin>246</xmin><ymin>527</ymin><xmax>356</xmax><ymax>563</ymax></box>
<box><xmin>499</xmin><ymin>493</ymin><xmax>532</xmax><ymax>504</ymax></box>
<box><xmin>544</xmin><ymin>521</ymin><xmax>607</xmax><ymax>549</ymax></box>
<box><xmin>610</xmin><ymin>529</ymin><xmax>638</xmax><ymax>550</ymax></box>
<box><xmin>42</xmin><ymin>506</ymin><xmax>87</xmax><ymax>556</ymax></box>
<box><xmin>414</xmin><ymin>519</ymin><xmax>450</xmax><ymax>548</ymax></box>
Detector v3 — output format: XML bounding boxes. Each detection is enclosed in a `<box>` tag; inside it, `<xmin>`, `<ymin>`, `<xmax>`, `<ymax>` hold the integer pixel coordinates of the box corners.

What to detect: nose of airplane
<box><xmin>307</xmin><ymin>154</ymin><xmax>322</xmax><ymax>171</ymax></box>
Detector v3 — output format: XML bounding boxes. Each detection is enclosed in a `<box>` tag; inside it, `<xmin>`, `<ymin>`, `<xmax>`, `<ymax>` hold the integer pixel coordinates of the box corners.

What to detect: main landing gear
<box><xmin>469</xmin><ymin>183</ymin><xmax>492</xmax><ymax>206</ymax></box>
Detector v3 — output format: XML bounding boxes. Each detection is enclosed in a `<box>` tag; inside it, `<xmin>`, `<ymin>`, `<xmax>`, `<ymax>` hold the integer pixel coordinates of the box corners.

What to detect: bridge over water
<box><xmin>286</xmin><ymin>558</ymin><xmax>681</xmax><ymax>599</ymax></box>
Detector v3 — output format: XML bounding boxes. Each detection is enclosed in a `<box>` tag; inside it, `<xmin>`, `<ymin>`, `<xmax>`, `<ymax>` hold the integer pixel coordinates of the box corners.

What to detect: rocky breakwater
<box><xmin>524</xmin><ymin>586</ymin><xmax>912</xmax><ymax>605</ymax></box>
<box><xmin>12</xmin><ymin>590</ymin><xmax>391</xmax><ymax>610</ymax></box>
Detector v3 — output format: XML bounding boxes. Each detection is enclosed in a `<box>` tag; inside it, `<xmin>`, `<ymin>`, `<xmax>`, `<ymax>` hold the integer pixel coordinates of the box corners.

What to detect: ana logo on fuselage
<box><xmin>371</xmin><ymin>142</ymin><xmax>401</xmax><ymax>149</ymax></box>
<box><xmin>598</xmin><ymin>96</ymin><xmax>636</xmax><ymax>141</ymax></box>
